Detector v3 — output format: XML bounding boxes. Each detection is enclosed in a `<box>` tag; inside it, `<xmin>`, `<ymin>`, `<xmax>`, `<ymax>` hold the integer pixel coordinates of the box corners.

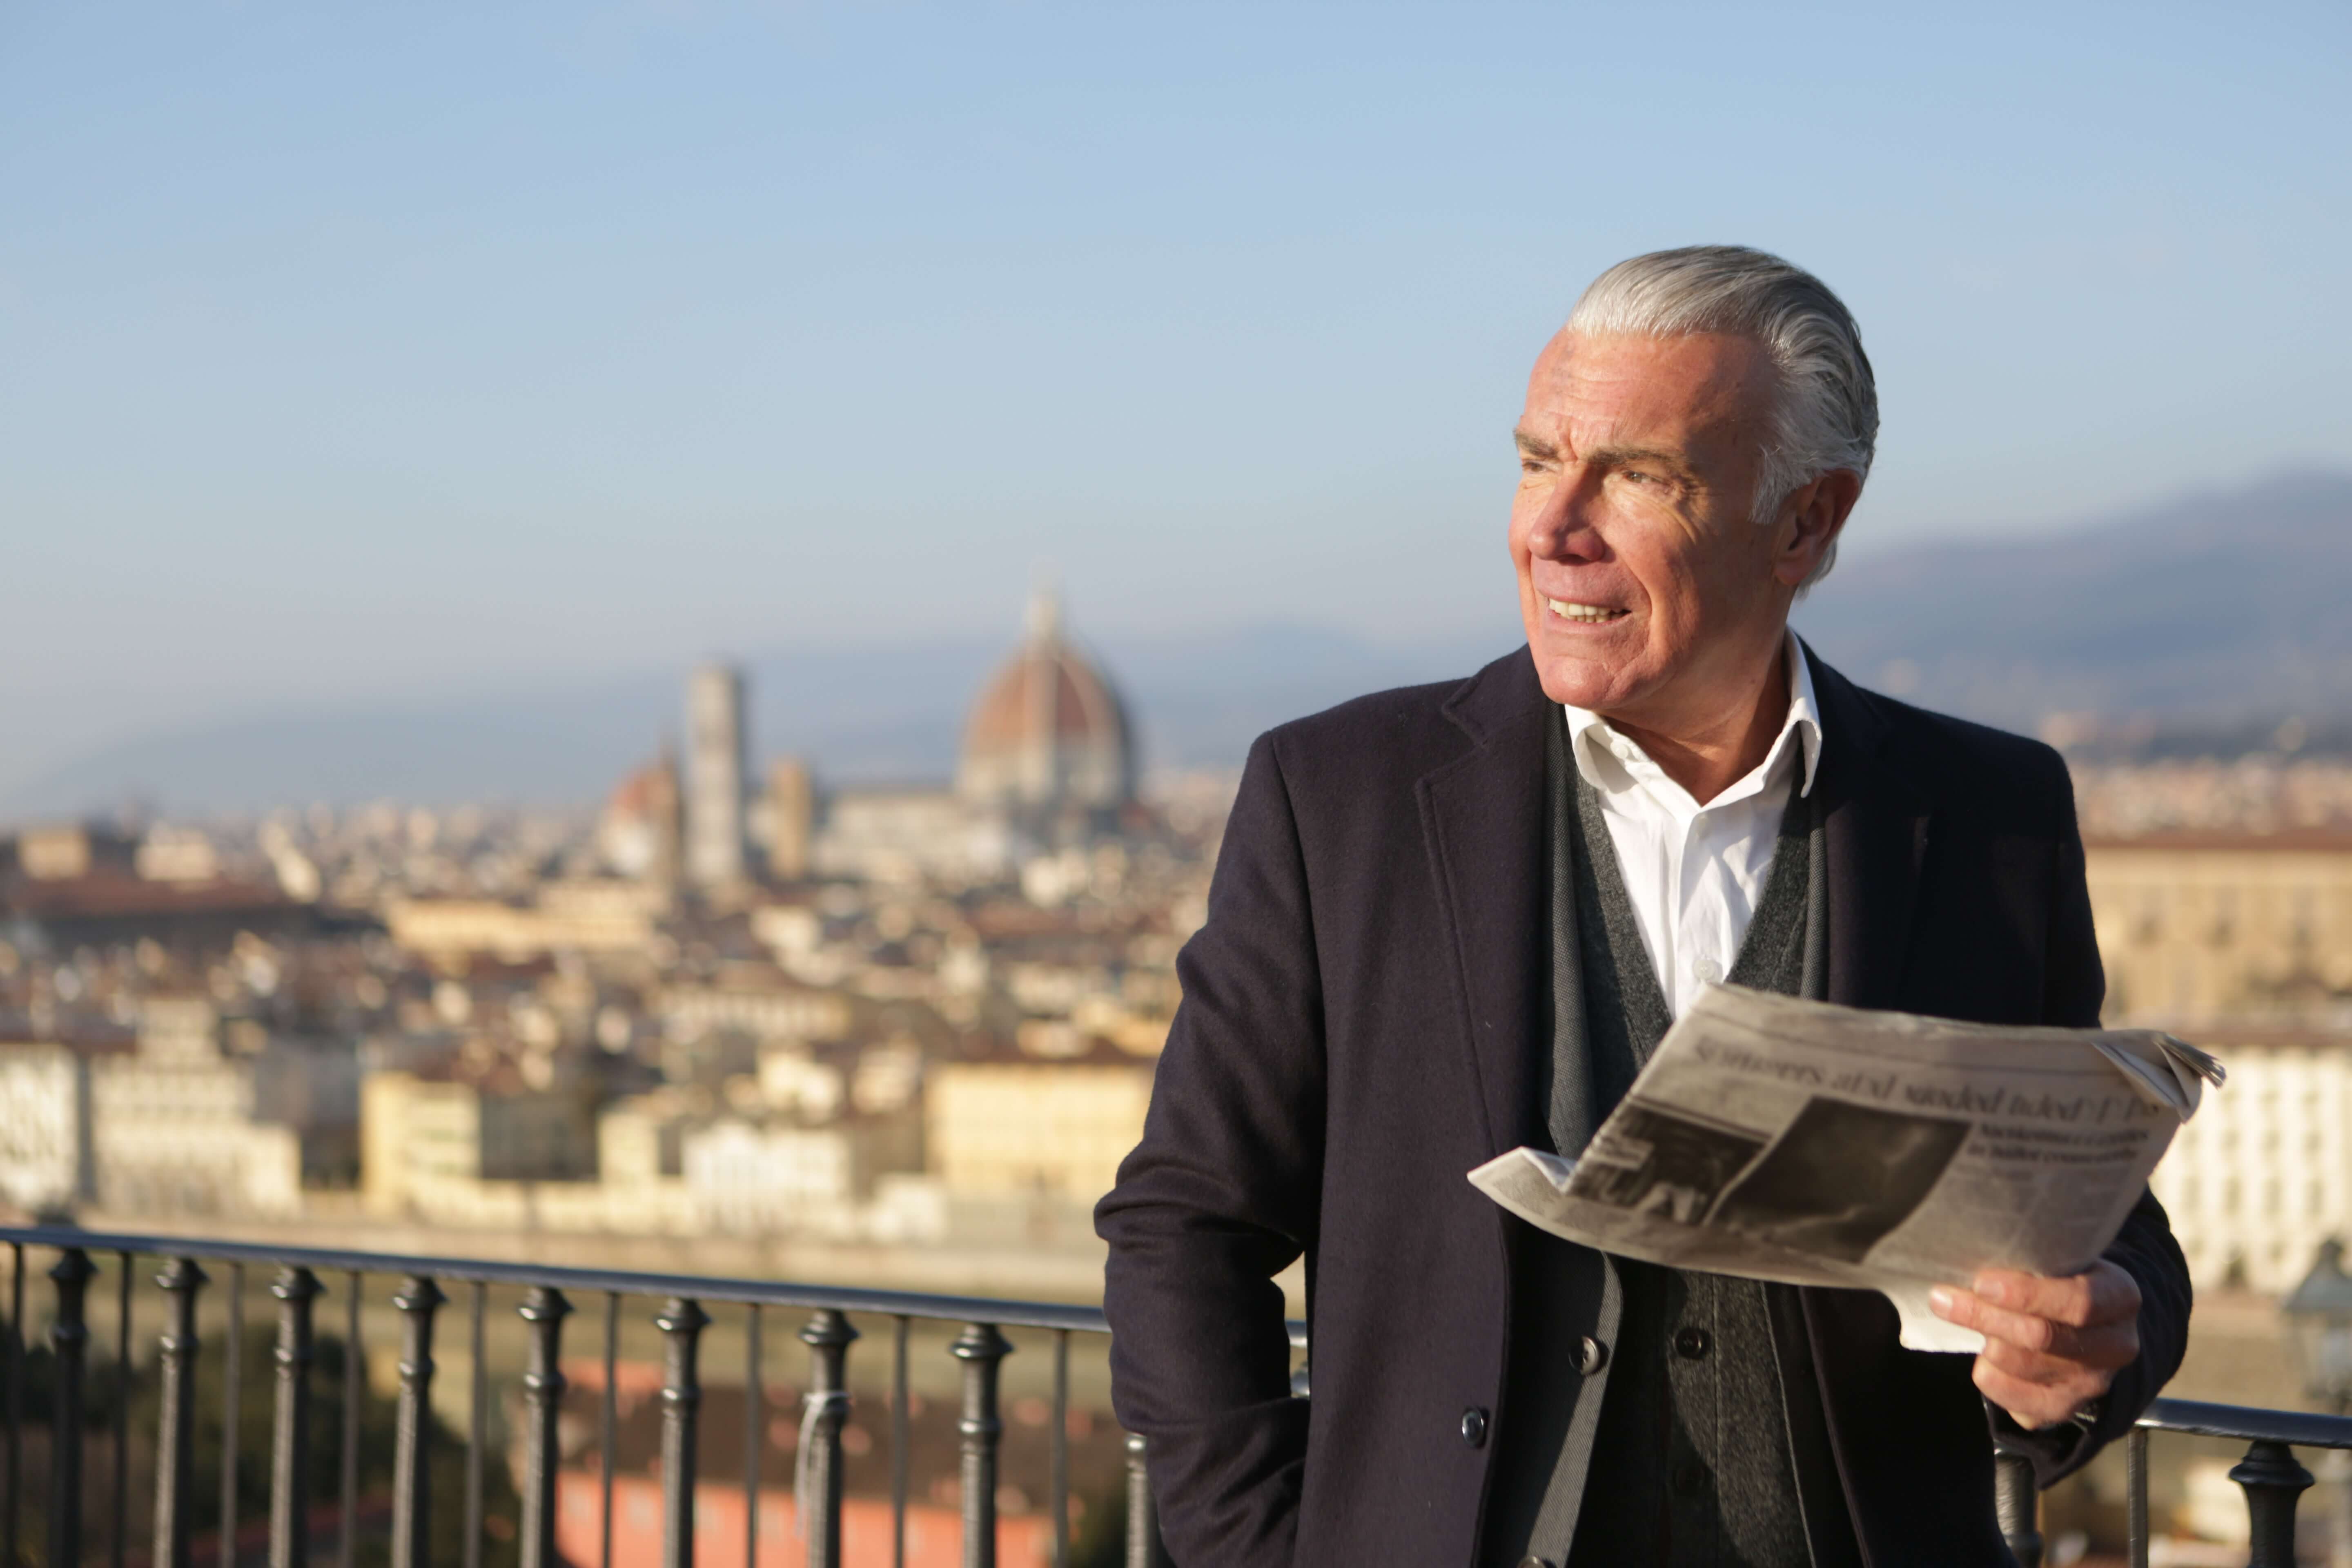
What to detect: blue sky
<box><xmin>2</xmin><ymin>1</ymin><xmax>2348</xmax><ymax>788</ymax></box>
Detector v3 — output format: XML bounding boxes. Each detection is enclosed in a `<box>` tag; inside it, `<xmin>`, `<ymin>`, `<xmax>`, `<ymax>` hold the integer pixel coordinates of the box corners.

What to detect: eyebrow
<box><xmin>1513</xmin><ymin>428</ymin><xmax>1695</xmax><ymax>477</ymax></box>
<box><xmin>1588</xmin><ymin>443</ymin><xmax>1695</xmax><ymax>476</ymax></box>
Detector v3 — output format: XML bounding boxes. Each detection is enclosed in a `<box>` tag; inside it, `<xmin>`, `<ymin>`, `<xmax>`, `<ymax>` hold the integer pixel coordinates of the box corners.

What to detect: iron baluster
<box><xmin>2126</xmin><ymin>1425</ymin><xmax>2149</xmax><ymax>1568</ymax></box>
<box><xmin>742</xmin><ymin>1307</ymin><xmax>759</xmax><ymax>1568</ymax></box>
<box><xmin>951</xmin><ymin>1323</ymin><xmax>1011</xmax><ymax>1568</ymax></box>
<box><xmin>798</xmin><ymin>1309</ymin><xmax>858</xmax><ymax>1568</ymax></box>
<box><xmin>891</xmin><ymin>1316</ymin><xmax>909</xmax><ymax>1568</ymax></box>
<box><xmin>1050</xmin><ymin>1331</ymin><xmax>1069</xmax><ymax>1568</ymax></box>
<box><xmin>341</xmin><ymin>1274</ymin><xmax>360</xmax><ymax>1568</ymax></box>
<box><xmin>517</xmin><ymin>1287</ymin><xmax>572</xmax><ymax>1568</ymax></box>
<box><xmin>267</xmin><ymin>1267</ymin><xmax>323</xmax><ymax>1568</ymax></box>
<box><xmin>656</xmin><ymin>1297</ymin><xmax>710</xmax><ymax>1568</ymax></box>
<box><xmin>152</xmin><ymin>1258</ymin><xmax>208</xmax><ymax>1568</ymax></box>
<box><xmin>48</xmin><ymin>1248</ymin><xmax>96</xmax><ymax>1568</ymax></box>
<box><xmin>1993</xmin><ymin>1448</ymin><xmax>2041</xmax><ymax>1568</ymax></box>
<box><xmin>389</xmin><ymin>1276</ymin><xmax>445</xmax><ymax>1568</ymax></box>
<box><xmin>466</xmin><ymin>1282</ymin><xmax>486</xmax><ymax>1568</ymax></box>
<box><xmin>5</xmin><ymin>1243</ymin><xmax>21</xmax><ymax>1568</ymax></box>
<box><xmin>223</xmin><ymin>1263</ymin><xmax>243</xmax><ymax>1568</ymax></box>
<box><xmin>111</xmin><ymin>1252</ymin><xmax>131</xmax><ymax>1568</ymax></box>
<box><xmin>1123</xmin><ymin>1433</ymin><xmax>1167</xmax><ymax>1568</ymax></box>
<box><xmin>2231</xmin><ymin>1439</ymin><xmax>2314</xmax><ymax>1568</ymax></box>
<box><xmin>601</xmin><ymin>1292</ymin><xmax>618</xmax><ymax>1568</ymax></box>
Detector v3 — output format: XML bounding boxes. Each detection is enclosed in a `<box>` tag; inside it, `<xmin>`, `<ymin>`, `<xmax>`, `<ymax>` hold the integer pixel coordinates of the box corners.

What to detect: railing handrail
<box><xmin>2140</xmin><ymin>1395</ymin><xmax>2352</xmax><ymax>1450</ymax></box>
<box><xmin>0</xmin><ymin>1222</ymin><xmax>1313</xmax><ymax>1345</ymax></box>
<box><xmin>0</xmin><ymin>1222</ymin><xmax>1110</xmax><ymax>1333</ymax></box>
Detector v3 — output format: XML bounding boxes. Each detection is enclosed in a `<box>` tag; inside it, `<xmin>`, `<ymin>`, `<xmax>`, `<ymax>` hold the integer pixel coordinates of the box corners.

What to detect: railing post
<box><xmin>655</xmin><ymin>1297</ymin><xmax>710</xmax><ymax>1568</ymax></box>
<box><xmin>2126</xmin><ymin>1426</ymin><xmax>2149</xmax><ymax>1568</ymax></box>
<box><xmin>269</xmin><ymin>1267</ymin><xmax>323</xmax><ymax>1568</ymax></box>
<box><xmin>153</xmin><ymin>1258</ymin><xmax>208</xmax><ymax>1568</ymax></box>
<box><xmin>5</xmin><ymin>1243</ymin><xmax>22</xmax><ymax>1568</ymax></box>
<box><xmin>1124</xmin><ymin>1433</ymin><xmax>1169</xmax><ymax>1568</ymax></box>
<box><xmin>797</xmin><ymin>1309</ymin><xmax>858</xmax><ymax>1568</ymax></box>
<box><xmin>2230</xmin><ymin>1439</ymin><xmax>2314</xmax><ymax>1568</ymax></box>
<box><xmin>951</xmin><ymin>1323</ymin><xmax>1011</xmax><ymax>1568</ymax></box>
<box><xmin>1994</xmin><ymin>1447</ymin><xmax>2042</xmax><ymax>1568</ymax></box>
<box><xmin>111</xmin><ymin>1253</ymin><xmax>131</xmax><ymax>1568</ymax></box>
<box><xmin>517</xmin><ymin>1287</ymin><xmax>571</xmax><ymax>1568</ymax></box>
<box><xmin>389</xmin><ymin>1276</ymin><xmax>445</xmax><ymax>1568</ymax></box>
<box><xmin>47</xmin><ymin>1248</ymin><xmax>96</xmax><ymax>1568</ymax></box>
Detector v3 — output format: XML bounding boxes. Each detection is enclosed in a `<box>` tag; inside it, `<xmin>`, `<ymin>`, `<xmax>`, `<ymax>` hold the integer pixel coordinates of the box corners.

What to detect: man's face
<box><xmin>1510</xmin><ymin>329</ymin><xmax>1798</xmax><ymax>724</ymax></box>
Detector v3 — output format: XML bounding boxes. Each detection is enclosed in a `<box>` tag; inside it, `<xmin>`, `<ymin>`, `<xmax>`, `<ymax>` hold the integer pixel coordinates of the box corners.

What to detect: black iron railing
<box><xmin>7</xmin><ymin>1223</ymin><xmax>2341</xmax><ymax>1568</ymax></box>
<box><xmin>0</xmin><ymin>1225</ymin><xmax>1204</xmax><ymax>1568</ymax></box>
<box><xmin>1993</xmin><ymin>1395</ymin><xmax>2352</xmax><ymax>1568</ymax></box>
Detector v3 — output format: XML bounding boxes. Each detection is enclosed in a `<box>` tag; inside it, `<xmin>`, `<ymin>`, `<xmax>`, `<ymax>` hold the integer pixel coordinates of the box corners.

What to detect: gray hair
<box><xmin>1566</xmin><ymin>245</ymin><xmax>1876</xmax><ymax>588</ymax></box>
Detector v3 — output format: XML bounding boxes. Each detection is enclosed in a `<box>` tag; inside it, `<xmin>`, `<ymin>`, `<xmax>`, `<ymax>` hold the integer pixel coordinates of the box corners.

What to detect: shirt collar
<box><xmin>1559</xmin><ymin>629</ymin><xmax>1823</xmax><ymax>806</ymax></box>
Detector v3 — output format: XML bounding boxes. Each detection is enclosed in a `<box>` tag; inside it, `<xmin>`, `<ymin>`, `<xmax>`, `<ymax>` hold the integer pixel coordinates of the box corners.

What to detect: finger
<box><xmin>1973</xmin><ymin>1357</ymin><xmax>2100</xmax><ymax>1431</ymax></box>
<box><xmin>1976</xmin><ymin>1301</ymin><xmax>2138</xmax><ymax>1367</ymax></box>
<box><xmin>1977</xmin><ymin>1326</ymin><xmax>2136</xmax><ymax>1383</ymax></box>
<box><xmin>1930</xmin><ymin>1287</ymin><xmax>2076</xmax><ymax>1354</ymax></box>
<box><xmin>1971</xmin><ymin>1263</ymin><xmax>2140</xmax><ymax>1327</ymax></box>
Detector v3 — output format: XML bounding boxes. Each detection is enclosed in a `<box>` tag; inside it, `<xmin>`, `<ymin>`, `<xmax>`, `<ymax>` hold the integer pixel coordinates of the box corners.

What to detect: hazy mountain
<box><xmin>1</xmin><ymin>624</ymin><xmax>1511</xmax><ymax>815</ymax></box>
<box><xmin>1793</xmin><ymin>470</ymin><xmax>2352</xmax><ymax>744</ymax></box>
<box><xmin>11</xmin><ymin>469</ymin><xmax>2350</xmax><ymax>817</ymax></box>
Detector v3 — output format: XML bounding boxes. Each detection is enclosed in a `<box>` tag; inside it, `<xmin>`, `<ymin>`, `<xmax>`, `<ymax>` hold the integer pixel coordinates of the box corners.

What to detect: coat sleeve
<box><xmin>1996</xmin><ymin>784</ymin><xmax>2192</xmax><ymax>1485</ymax></box>
<box><xmin>1095</xmin><ymin>733</ymin><xmax>1326</xmax><ymax>1565</ymax></box>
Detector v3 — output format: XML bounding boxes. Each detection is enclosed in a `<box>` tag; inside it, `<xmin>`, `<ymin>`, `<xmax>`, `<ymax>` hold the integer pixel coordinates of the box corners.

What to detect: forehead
<box><xmin>1520</xmin><ymin>329</ymin><xmax>1775</xmax><ymax>448</ymax></box>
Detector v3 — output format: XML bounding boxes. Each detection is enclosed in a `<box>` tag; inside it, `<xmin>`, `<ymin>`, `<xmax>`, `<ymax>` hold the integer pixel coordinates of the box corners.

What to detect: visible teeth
<box><xmin>1547</xmin><ymin>599</ymin><xmax>1626</xmax><ymax>624</ymax></box>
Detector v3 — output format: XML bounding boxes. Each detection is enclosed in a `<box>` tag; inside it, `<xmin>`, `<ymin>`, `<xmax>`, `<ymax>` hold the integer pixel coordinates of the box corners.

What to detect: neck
<box><xmin>1599</xmin><ymin>640</ymin><xmax>1792</xmax><ymax>805</ymax></box>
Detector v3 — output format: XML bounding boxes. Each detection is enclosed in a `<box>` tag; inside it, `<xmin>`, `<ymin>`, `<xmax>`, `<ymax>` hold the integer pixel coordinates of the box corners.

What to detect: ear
<box><xmin>1771</xmin><ymin>470</ymin><xmax>1863</xmax><ymax>588</ymax></box>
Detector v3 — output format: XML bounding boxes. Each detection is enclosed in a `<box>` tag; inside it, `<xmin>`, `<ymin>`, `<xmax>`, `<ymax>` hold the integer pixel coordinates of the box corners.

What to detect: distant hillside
<box><xmin>1795</xmin><ymin>471</ymin><xmax>2352</xmax><ymax>744</ymax></box>
<box><xmin>1</xmin><ymin>624</ymin><xmax>1509</xmax><ymax>815</ymax></box>
<box><xmin>12</xmin><ymin>469</ymin><xmax>2350</xmax><ymax>816</ymax></box>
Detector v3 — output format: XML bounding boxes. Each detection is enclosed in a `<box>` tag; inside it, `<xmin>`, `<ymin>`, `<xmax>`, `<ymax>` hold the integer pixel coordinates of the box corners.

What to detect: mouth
<box><xmin>1545</xmin><ymin>598</ymin><xmax>1630</xmax><ymax>625</ymax></box>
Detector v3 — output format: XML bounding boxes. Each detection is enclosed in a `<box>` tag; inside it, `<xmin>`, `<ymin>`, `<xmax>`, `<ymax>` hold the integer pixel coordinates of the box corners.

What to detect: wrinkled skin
<box><xmin>1509</xmin><ymin>328</ymin><xmax>1851</xmax><ymax>803</ymax></box>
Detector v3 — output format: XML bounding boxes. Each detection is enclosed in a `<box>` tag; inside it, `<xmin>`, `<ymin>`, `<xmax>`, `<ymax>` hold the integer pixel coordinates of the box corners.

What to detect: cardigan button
<box><xmin>1576</xmin><ymin>1335</ymin><xmax>1608</xmax><ymax>1376</ymax></box>
<box><xmin>1460</xmin><ymin>1406</ymin><xmax>1490</xmax><ymax>1448</ymax></box>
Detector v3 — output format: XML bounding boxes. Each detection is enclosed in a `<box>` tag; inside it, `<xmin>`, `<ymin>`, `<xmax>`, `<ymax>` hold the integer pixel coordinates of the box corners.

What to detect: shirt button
<box><xmin>1693</xmin><ymin>958</ymin><xmax>1723</xmax><ymax>986</ymax></box>
<box><xmin>1674</xmin><ymin>1326</ymin><xmax>1712</xmax><ymax>1360</ymax></box>
<box><xmin>1461</xmin><ymin>1406</ymin><xmax>1490</xmax><ymax>1448</ymax></box>
<box><xmin>1576</xmin><ymin>1336</ymin><xmax>1609</xmax><ymax>1376</ymax></box>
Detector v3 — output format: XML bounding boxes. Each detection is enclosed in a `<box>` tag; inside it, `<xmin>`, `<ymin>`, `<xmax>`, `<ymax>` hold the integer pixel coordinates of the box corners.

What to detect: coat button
<box><xmin>1460</xmin><ymin>1407</ymin><xmax>1490</xmax><ymax>1448</ymax></box>
<box><xmin>1576</xmin><ymin>1335</ymin><xmax>1608</xmax><ymax>1376</ymax></box>
<box><xmin>1674</xmin><ymin>1326</ymin><xmax>1712</xmax><ymax>1360</ymax></box>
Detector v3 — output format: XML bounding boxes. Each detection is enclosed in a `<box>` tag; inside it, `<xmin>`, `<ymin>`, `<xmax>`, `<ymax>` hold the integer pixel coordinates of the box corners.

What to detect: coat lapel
<box><xmin>1807</xmin><ymin>649</ymin><xmax>1932</xmax><ymax>1011</ymax></box>
<box><xmin>1417</xmin><ymin>648</ymin><xmax>1552</xmax><ymax>1157</ymax></box>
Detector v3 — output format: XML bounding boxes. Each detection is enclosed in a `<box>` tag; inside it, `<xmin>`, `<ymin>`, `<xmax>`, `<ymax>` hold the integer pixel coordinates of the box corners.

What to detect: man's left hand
<box><xmin>1929</xmin><ymin>1262</ymin><xmax>2141</xmax><ymax>1430</ymax></box>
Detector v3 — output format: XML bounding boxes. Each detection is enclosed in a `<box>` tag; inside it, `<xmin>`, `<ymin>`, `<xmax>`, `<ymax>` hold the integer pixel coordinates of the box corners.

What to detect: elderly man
<box><xmin>1096</xmin><ymin>246</ymin><xmax>2189</xmax><ymax>1566</ymax></box>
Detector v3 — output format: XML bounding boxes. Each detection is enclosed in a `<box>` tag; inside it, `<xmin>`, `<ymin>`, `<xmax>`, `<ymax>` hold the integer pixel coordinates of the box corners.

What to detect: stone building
<box><xmin>2150</xmin><ymin>1025</ymin><xmax>2352</xmax><ymax>1292</ymax></box>
<box><xmin>955</xmin><ymin>588</ymin><xmax>1136</xmax><ymax>822</ymax></box>
<box><xmin>815</xmin><ymin>591</ymin><xmax>1139</xmax><ymax>883</ymax></box>
<box><xmin>2084</xmin><ymin>831</ymin><xmax>2352</xmax><ymax>1025</ymax></box>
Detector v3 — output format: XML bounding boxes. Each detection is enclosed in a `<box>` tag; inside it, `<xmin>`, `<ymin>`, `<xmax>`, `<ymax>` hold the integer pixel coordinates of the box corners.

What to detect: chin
<box><xmin>1528</xmin><ymin>648</ymin><xmax>1627</xmax><ymax>711</ymax></box>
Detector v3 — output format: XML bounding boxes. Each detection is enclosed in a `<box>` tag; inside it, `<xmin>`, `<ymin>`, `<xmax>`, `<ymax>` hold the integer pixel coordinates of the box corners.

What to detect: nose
<box><xmin>1521</xmin><ymin>467</ymin><xmax>1604</xmax><ymax>563</ymax></box>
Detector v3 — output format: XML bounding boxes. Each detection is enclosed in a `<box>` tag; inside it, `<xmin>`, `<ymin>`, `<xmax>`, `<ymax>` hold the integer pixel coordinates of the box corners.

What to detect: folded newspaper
<box><xmin>1468</xmin><ymin>985</ymin><xmax>2223</xmax><ymax>1354</ymax></box>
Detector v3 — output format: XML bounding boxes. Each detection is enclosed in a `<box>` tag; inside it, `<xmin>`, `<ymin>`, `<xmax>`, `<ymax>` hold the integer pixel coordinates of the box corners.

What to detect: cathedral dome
<box><xmin>958</xmin><ymin>591</ymin><xmax>1136</xmax><ymax>815</ymax></box>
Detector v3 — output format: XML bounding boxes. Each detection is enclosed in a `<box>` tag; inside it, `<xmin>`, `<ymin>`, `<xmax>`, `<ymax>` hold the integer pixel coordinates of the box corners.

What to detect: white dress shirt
<box><xmin>1560</xmin><ymin>633</ymin><xmax>1823</xmax><ymax>1021</ymax></box>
